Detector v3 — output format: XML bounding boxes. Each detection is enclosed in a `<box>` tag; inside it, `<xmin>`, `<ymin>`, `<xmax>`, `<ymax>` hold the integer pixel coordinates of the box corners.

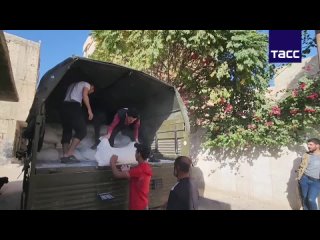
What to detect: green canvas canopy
<box><xmin>25</xmin><ymin>56</ymin><xmax>188</xmax><ymax>146</ymax></box>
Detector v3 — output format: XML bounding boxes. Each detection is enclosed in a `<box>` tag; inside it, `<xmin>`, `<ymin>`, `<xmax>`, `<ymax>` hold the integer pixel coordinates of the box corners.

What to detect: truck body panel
<box><xmin>21</xmin><ymin>57</ymin><xmax>189</xmax><ymax>210</ymax></box>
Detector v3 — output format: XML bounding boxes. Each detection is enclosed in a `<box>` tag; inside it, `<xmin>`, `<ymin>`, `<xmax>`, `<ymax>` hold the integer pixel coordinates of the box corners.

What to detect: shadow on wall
<box><xmin>191</xmin><ymin>127</ymin><xmax>284</xmax><ymax>173</ymax></box>
<box><xmin>286</xmin><ymin>156</ymin><xmax>302</xmax><ymax>210</ymax></box>
<box><xmin>190</xmin><ymin>126</ymin><xmax>285</xmax><ymax>174</ymax></box>
<box><xmin>190</xmin><ymin>126</ymin><xmax>314</xmax><ymax>172</ymax></box>
<box><xmin>191</xmin><ymin>166</ymin><xmax>205</xmax><ymax>197</ymax></box>
<box><xmin>191</xmin><ymin>166</ymin><xmax>231</xmax><ymax>209</ymax></box>
<box><xmin>190</xmin><ymin>127</ymin><xmax>204</xmax><ymax>162</ymax></box>
<box><xmin>190</xmin><ymin>126</ymin><xmax>318</xmax><ymax>209</ymax></box>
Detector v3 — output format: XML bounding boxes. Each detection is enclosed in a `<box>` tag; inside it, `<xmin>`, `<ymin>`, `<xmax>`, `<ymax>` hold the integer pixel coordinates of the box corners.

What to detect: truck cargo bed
<box><xmin>26</xmin><ymin>159</ymin><xmax>175</xmax><ymax>209</ymax></box>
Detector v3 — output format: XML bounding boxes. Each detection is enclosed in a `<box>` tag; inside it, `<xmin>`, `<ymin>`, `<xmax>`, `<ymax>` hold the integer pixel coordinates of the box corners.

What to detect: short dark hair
<box><xmin>307</xmin><ymin>138</ymin><xmax>320</xmax><ymax>145</ymax></box>
<box><xmin>134</xmin><ymin>143</ymin><xmax>151</xmax><ymax>160</ymax></box>
<box><xmin>174</xmin><ymin>156</ymin><xmax>192</xmax><ymax>173</ymax></box>
<box><xmin>127</xmin><ymin>108</ymin><xmax>139</xmax><ymax>118</ymax></box>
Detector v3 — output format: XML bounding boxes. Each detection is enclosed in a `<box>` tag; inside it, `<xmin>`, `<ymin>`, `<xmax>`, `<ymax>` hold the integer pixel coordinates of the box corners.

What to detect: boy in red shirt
<box><xmin>110</xmin><ymin>143</ymin><xmax>152</xmax><ymax>210</ymax></box>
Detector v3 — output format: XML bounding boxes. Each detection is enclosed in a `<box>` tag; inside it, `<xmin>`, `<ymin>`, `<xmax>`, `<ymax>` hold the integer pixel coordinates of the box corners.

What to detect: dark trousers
<box><xmin>109</xmin><ymin>124</ymin><xmax>135</xmax><ymax>147</ymax></box>
<box><xmin>61</xmin><ymin>102</ymin><xmax>87</xmax><ymax>144</ymax></box>
<box><xmin>92</xmin><ymin>111</ymin><xmax>107</xmax><ymax>144</ymax></box>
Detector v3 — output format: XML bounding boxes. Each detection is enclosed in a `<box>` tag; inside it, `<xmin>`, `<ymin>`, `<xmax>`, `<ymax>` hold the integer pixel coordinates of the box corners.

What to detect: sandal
<box><xmin>61</xmin><ymin>155</ymin><xmax>80</xmax><ymax>164</ymax></box>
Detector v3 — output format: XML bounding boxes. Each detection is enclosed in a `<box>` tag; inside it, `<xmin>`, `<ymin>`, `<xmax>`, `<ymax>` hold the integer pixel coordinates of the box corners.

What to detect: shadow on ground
<box><xmin>0</xmin><ymin>180</ymin><xmax>22</xmax><ymax>210</ymax></box>
<box><xmin>198</xmin><ymin>197</ymin><xmax>231</xmax><ymax>210</ymax></box>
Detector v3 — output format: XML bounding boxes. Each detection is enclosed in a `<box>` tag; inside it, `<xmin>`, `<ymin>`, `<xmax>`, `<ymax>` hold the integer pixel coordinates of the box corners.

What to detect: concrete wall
<box><xmin>190</xmin><ymin>128</ymin><xmax>307</xmax><ymax>209</ymax></box>
<box><xmin>0</xmin><ymin>33</ymin><xmax>40</xmax><ymax>164</ymax></box>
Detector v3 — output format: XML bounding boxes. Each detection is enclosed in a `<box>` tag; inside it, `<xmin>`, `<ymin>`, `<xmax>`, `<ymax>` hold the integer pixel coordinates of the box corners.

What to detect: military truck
<box><xmin>19</xmin><ymin>56</ymin><xmax>190</xmax><ymax>210</ymax></box>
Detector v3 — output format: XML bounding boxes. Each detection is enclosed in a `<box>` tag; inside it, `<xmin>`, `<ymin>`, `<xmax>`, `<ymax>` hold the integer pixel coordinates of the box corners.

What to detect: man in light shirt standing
<box><xmin>60</xmin><ymin>81</ymin><xmax>95</xmax><ymax>163</ymax></box>
<box><xmin>296</xmin><ymin>138</ymin><xmax>320</xmax><ymax>210</ymax></box>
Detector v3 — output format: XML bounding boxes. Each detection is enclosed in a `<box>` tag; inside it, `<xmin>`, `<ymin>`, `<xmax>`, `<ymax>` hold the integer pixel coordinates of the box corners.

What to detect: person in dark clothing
<box><xmin>90</xmin><ymin>107</ymin><xmax>108</xmax><ymax>150</ymax></box>
<box><xmin>166</xmin><ymin>156</ymin><xmax>199</xmax><ymax>210</ymax></box>
<box><xmin>88</xmin><ymin>95</ymin><xmax>109</xmax><ymax>150</ymax></box>
<box><xmin>103</xmin><ymin>108</ymin><xmax>140</xmax><ymax>147</ymax></box>
<box><xmin>60</xmin><ymin>81</ymin><xmax>94</xmax><ymax>163</ymax></box>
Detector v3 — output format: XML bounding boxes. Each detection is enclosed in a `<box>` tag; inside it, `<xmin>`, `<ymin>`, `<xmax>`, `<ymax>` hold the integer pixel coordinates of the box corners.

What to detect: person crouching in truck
<box><xmin>103</xmin><ymin>108</ymin><xmax>140</xmax><ymax>147</ymax></box>
<box><xmin>109</xmin><ymin>143</ymin><xmax>153</xmax><ymax>210</ymax></box>
<box><xmin>60</xmin><ymin>81</ymin><xmax>95</xmax><ymax>163</ymax></box>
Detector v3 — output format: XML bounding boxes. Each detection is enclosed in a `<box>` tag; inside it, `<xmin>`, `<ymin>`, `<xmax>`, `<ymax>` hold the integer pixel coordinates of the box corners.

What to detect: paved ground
<box><xmin>199</xmin><ymin>189</ymin><xmax>290</xmax><ymax>210</ymax></box>
<box><xmin>0</xmin><ymin>163</ymin><xmax>23</xmax><ymax>210</ymax></box>
<box><xmin>0</xmin><ymin>163</ymin><xmax>291</xmax><ymax>210</ymax></box>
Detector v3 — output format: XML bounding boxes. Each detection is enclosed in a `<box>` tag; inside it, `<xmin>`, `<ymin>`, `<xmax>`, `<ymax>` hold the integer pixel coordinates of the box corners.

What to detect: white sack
<box><xmin>37</xmin><ymin>148</ymin><xmax>59</xmax><ymax>161</ymax></box>
<box><xmin>79</xmin><ymin>148</ymin><xmax>96</xmax><ymax>161</ymax></box>
<box><xmin>95</xmin><ymin>138</ymin><xmax>136</xmax><ymax>166</ymax></box>
<box><xmin>42</xmin><ymin>142</ymin><xmax>56</xmax><ymax>149</ymax></box>
<box><xmin>77</xmin><ymin>136</ymin><xmax>95</xmax><ymax>149</ymax></box>
<box><xmin>113</xmin><ymin>132</ymin><xmax>132</xmax><ymax>148</ymax></box>
<box><xmin>43</xmin><ymin>129</ymin><xmax>60</xmax><ymax>144</ymax></box>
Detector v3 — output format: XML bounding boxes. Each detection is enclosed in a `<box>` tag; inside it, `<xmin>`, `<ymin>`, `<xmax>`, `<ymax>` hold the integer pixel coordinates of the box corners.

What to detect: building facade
<box><xmin>83</xmin><ymin>35</ymin><xmax>96</xmax><ymax>57</ymax></box>
<box><xmin>0</xmin><ymin>33</ymin><xmax>40</xmax><ymax>164</ymax></box>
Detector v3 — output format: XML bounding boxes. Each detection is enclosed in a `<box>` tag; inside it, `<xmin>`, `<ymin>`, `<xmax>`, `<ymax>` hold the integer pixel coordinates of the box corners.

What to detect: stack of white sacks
<box><xmin>37</xmin><ymin>124</ymin><xmax>62</xmax><ymax>161</ymax></box>
<box><xmin>37</xmin><ymin>123</ymin><xmax>136</xmax><ymax>166</ymax></box>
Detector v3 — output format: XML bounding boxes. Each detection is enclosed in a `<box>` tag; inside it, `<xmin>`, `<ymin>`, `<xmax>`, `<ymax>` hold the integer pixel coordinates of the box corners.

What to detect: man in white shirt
<box><xmin>60</xmin><ymin>81</ymin><xmax>95</xmax><ymax>163</ymax></box>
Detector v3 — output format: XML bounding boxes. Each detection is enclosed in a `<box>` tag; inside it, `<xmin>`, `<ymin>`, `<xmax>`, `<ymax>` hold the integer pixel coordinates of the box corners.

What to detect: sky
<box><xmin>3</xmin><ymin>30</ymin><xmax>318</xmax><ymax>86</ymax></box>
<box><xmin>4</xmin><ymin>30</ymin><xmax>90</xmax><ymax>79</ymax></box>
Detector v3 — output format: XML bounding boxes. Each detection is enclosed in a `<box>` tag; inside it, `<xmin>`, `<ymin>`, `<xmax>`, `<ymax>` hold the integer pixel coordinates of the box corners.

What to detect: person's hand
<box><xmin>121</xmin><ymin>164</ymin><xmax>130</xmax><ymax>171</ymax></box>
<box><xmin>110</xmin><ymin>155</ymin><xmax>118</xmax><ymax>165</ymax></box>
<box><xmin>88</xmin><ymin>110</ymin><xmax>93</xmax><ymax>121</ymax></box>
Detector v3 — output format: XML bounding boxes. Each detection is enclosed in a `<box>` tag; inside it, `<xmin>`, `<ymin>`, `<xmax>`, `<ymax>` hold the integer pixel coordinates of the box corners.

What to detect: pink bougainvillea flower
<box><xmin>306</xmin><ymin>92</ymin><xmax>318</xmax><ymax>100</ymax></box>
<box><xmin>304</xmin><ymin>108</ymin><xmax>316</xmax><ymax>113</ymax></box>
<box><xmin>292</xmin><ymin>89</ymin><xmax>299</xmax><ymax>97</ymax></box>
<box><xmin>224</xmin><ymin>104</ymin><xmax>233</xmax><ymax>113</ymax></box>
<box><xmin>270</xmin><ymin>106</ymin><xmax>281</xmax><ymax>116</ymax></box>
<box><xmin>299</xmin><ymin>82</ymin><xmax>306</xmax><ymax>90</ymax></box>
<box><xmin>265</xmin><ymin>121</ymin><xmax>274</xmax><ymax>127</ymax></box>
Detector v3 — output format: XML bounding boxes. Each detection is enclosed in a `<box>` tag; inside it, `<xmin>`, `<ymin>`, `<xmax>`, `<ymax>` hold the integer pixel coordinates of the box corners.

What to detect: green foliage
<box><xmin>302</xmin><ymin>30</ymin><xmax>317</xmax><ymax>56</ymax></box>
<box><xmin>90</xmin><ymin>30</ymin><xmax>319</xmax><ymax>149</ymax></box>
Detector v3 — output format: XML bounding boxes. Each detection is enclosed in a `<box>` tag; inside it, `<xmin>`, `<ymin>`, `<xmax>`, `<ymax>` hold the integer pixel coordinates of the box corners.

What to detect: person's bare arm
<box><xmin>83</xmin><ymin>87</ymin><xmax>93</xmax><ymax>120</ymax></box>
<box><xmin>133</xmin><ymin>119</ymin><xmax>140</xmax><ymax>143</ymax></box>
<box><xmin>104</xmin><ymin>114</ymin><xmax>120</xmax><ymax>139</ymax></box>
<box><xmin>110</xmin><ymin>155</ymin><xmax>130</xmax><ymax>179</ymax></box>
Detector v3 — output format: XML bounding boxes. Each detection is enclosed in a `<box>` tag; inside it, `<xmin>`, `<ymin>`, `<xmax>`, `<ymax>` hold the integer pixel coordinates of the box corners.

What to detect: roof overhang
<box><xmin>0</xmin><ymin>31</ymin><xmax>19</xmax><ymax>102</ymax></box>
